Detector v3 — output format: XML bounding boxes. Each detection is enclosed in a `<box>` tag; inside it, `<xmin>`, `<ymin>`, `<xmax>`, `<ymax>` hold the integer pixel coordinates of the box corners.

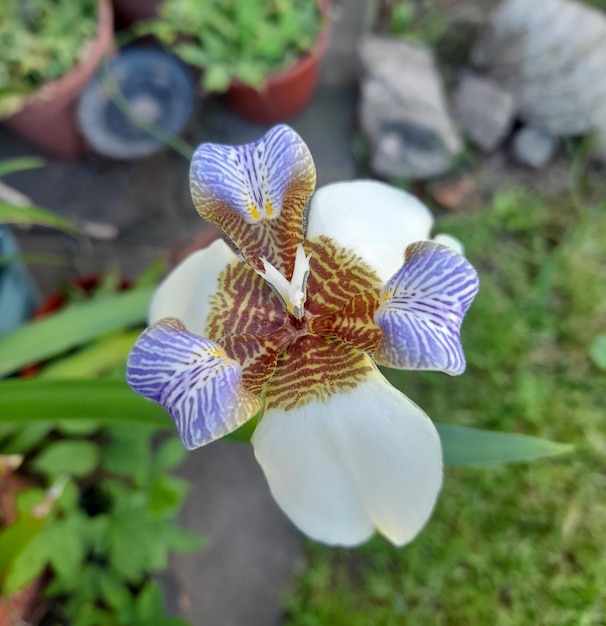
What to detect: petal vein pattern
<box><xmin>205</xmin><ymin>258</ymin><xmax>286</xmax><ymax>340</ymax></box>
<box><xmin>189</xmin><ymin>124</ymin><xmax>316</xmax><ymax>276</ymax></box>
<box><xmin>126</xmin><ymin>319</ymin><xmax>260</xmax><ymax>449</ymax></box>
<box><xmin>265</xmin><ymin>335</ymin><xmax>375</xmax><ymax>412</ymax></box>
<box><xmin>374</xmin><ymin>241</ymin><xmax>479</xmax><ymax>375</ymax></box>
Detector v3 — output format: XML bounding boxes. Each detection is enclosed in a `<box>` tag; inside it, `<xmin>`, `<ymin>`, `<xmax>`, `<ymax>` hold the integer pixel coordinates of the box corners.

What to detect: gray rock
<box><xmin>512</xmin><ymin>127</ymin><xmax>558</xmax><ymax>168</ymax></box>
<box><xmin>453</xmin><ymin>74</ymin><xmax>515</xmax><ymax>151</ymax></box>
<box><xmin>472</xmin><ymin>0</ymin><xmax>606</xmax><ymax>159</ymax></box>
<box><xmin>358</xmin><ymin>36</ymin><xmax>462</xmax><ymax>179</ymax></box>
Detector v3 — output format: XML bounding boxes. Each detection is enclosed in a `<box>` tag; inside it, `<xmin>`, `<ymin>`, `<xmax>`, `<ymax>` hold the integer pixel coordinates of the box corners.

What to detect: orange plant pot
<box><xmin>3</xmin><ymin>0</ymin><xmax>115</xmax><ymax>159</ymax></box>
<box><xmin>224</xmin><ymin>21</ymin><xmax>330</xmax><ymax>125</ymax></box>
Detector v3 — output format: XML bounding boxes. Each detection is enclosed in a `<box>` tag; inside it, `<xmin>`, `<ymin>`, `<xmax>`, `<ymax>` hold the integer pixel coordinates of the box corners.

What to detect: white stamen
<box><xmin>257</xmin><ymin>244</ymin><xmax>311</xmax><ymax>319</ymax></box>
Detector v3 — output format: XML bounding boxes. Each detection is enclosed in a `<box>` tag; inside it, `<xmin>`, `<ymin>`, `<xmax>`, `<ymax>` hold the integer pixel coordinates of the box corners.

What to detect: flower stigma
<box><xmin>255</xmin><ymin>243</ymin><xmax>311</xmax><ymax>320</ymax></box>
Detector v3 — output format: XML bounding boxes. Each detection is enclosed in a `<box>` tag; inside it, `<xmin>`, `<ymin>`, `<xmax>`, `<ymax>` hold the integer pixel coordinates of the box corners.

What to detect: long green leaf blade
<box><xmin>0</xmin><ymin>379</ymin><xmax>171</xmax><ymax>426</ymax></box>
<box><xmin>0</xmin><ymin>379</ymin><xmax>571</xmax><ymax>462</ymax></box>
<box><xmin>37</xmin><ymin>331</ymin><xmax>140</xmax><ymax>379</ymax></box>
<box><xmin>0</xmin><ymin>379</ymin><xmax>256</xmax><ymax>442</ymax></box>
<box><xmin>0</xmin><ymin>202</ymin><xmax>79</xmax><ymax>235</ymax></box>
<box><xmin>0</xmin><ymin>157</ymin><xmax>45</xmax><ymax>177</ymax></box>
<box><xmin>0</xmin><ymin>288</ymin><xmax>153</xmax><ymax>377</ymax></box>
<box><xmin>437</xmin><ymin>424</ymin><xmax>573</xmax><ymax>467</ymax></box>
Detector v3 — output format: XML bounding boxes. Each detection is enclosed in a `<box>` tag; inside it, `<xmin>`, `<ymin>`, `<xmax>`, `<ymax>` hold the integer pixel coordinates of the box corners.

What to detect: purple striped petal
<box><xmin>189</xmin><ymin>125</ymin><xmax>316</xmax><ymax>277</ymax></box>
<box><xmin>374</xmin><ymin>242</ymin><xmax>479</xmax><ymax>375</ymax></box>
<box><xmin>126</xmin><ymin>318</ymin><xmax>260</xmax><ymax>449</ymax></box>
<box><xmin>190</xmin><ymin>124</ymin><xmax>314</xmax><ymax>225</ymax></box>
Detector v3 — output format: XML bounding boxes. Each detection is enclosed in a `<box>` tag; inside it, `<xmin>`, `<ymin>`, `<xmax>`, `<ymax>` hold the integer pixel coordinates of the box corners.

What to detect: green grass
<box><xmin>284</xmin><ymin>187</ymin><xmax>606</xmax><ymax>625</ymax></box>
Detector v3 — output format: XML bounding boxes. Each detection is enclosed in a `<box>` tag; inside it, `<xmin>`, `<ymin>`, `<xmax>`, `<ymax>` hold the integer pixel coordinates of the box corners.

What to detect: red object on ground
<box><xmin>3</xmin><ymin>0</ymin><xmax>115</xmax><ymax>159</ymax></box>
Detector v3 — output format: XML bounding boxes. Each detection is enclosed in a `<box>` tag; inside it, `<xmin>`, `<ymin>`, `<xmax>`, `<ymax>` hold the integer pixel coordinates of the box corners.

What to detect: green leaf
<box><xmin>134</xmin><ymin>580</ymin><xmax>164</xmax><ymax>621</ymax></box>
<box><xmin>98</xmin><ymin>568</ymin><xmax>134</xmax><ymax>614</ymax></box>
<box><xmin>0</xmin><ymin>422</ymin><xmax>53</xmax><ymax>454</ymax></box>
<box><xmin>61</xmin><ymin>564</ymin><xmax>106</xmax><ymax>616</ymax></box>
<box><xmin>203</xmin><ymin>64</ymin><xmax>231</xmax><ymax>92</ymax></box>
<box><xmin>0</xmin><ymin>202</ymin><xmax>79</xmax><ymax>235</ymax></box>
<box><xmin>0</xmin><ymin>379</ymin><xmax>569</xmax><ymax>468</ymax></box>
<box><xmin>0</xmin><ymin>513</ymin><xmax>45</xmax><ymax>592</ymax></box>
<box><xmin>0</xmin><ymin>287</ymin><xmax>152</xmax><ymax>377</ymax></box>
<box><xmin>37</xmin><ymin>330</ymin><xmax>139</xmax><ymax>380</ymax></box>
<box><xmin>589</xmin><ymin>334</ymin><xmax>606</xmax><ymax>370</ymax></box>
<box><xmin>437</xmin><ymin>424</ymin><xmax>573</xmax><ymax>467</ymax></box>
<box><xmin>154</xmin><ymin>436</ymin><xmax>187</xmax><ymax>472</ymax></box>
<box><xmin>0</xmin><ymin>379</ymin><xmax>172</xmax><ymax>426</ymax></box>
<box><xmin>3</xmin><ymin>529</ymin><xmax>49</xmax><ymax>594</ymax></box>
<box><xmin>148</xmin><ymin>475</ymin><xmax>189</xmax><ymax>518</ymax></box>
<box><xmin>32</xmin><ymin>440</ymin><xmax>100</xmax><ymax>477</ymax></box>
<box><xmin>103</xmin><ymin>423</ymin><xmax>153</xmax><ymax>485</ymax></box>
<box><xmin>56</xmin><ymin>420</ymin><xmax>100</xmax><ymax>436</ymax></box>
<box><xmin>0</xmin><ymin>157</ymin><xmax>45</xmax><ymax>177</ymax></box>
<box><xmin>45</xmin><ymin>514</ymin><xmax>88</xmax><ymax>589</ymax></box>
<box><xmin>161</xmin><ymin>524</ymin><xmax>205</xmax><ymax>553</ymax></box>
<box><xmin>0</xmin><ymin>380</ymin><xmax>257</xmax><ymax>444</ymax></box>
<box><xmin>107</xmin><ymin>512</ymin><xmax>160</xmax><ymax>581</ymax></box>
<box><xmin>134</xmin><ymin>259</ymin><xmax>165</xmax><ymax>289</ymax></box>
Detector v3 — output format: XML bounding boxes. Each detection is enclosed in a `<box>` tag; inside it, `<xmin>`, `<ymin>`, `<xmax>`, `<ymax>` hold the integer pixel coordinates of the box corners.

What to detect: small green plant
<box><xmin>284</xmin><ymin>188</ymin><xmax>606</xmax><ymax>626</ymax></box>
<box><xmin>0</xmin><ymin>277</ymin><xmax>201</xmax><ymax>625</ymax></box>
<box><xmin>1</xmin><ymin>425</ymin><xmax>201</xmax><ymax>626</ymax></box>
<box><xmin>0</xmin><ymin>0</ymin><xmax>98</xmax><ymax>117</ymax></box>
<box><xmin>388</xmin><ymin>0</ymin><xmax>448</xmax><ymax>47</ymax></box>
<box><xmin>138</xmin><ymin>0</ymin><xmax>323</xmax><ymax>92</ymax></box>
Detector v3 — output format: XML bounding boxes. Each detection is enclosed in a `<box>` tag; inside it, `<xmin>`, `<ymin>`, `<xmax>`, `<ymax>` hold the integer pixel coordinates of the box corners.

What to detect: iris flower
<box><xmin>127</xmin><ymin>125</ymin><xmax>479</xmax><ymax>547</ymax></box>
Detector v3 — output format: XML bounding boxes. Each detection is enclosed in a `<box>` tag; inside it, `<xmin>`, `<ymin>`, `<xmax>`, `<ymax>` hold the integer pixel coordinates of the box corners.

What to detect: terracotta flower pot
<box><xmin>2</xmin><ymin>0</ymin><xmax>115</xmax><ymax>160</ymax></box>
<box><xmin>224</xmin><ymin>17</ymin><xmax>330</xmax><ymax>124</ymax></box>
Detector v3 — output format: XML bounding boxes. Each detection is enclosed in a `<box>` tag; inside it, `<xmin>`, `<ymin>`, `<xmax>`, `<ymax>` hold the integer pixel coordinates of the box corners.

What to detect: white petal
<box><xmin>252</xmin><ymin>367</ymin><xmax>442</xmax><ymax>546</ymax></box>
<box><xmin>149</xmin><ymin>239</ymin><xmax>238</xmax><ymax>336</ymax></box>
<box><xmin>433</xmin><ymin>233</ymin><xmax>464</xmax><ymax>255</ymax></box>
<box><xmin>306</xmin><ymin>180</ymin><xmax>435</xmax><ymax>282</ymax></box>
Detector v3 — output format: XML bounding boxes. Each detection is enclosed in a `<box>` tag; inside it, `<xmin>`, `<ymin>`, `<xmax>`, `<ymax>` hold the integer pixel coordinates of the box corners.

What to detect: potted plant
<box><xmin>138</xmin><ymin>0</ymin><xmax>330</xmax><ymax>123</ymax></box>
<box><xmin>0</xmin><ymin>0</ymin><xmax>115</xmax><ymax>159</ymax></box>
<box><xmin>0</xmin><ymin>270</ymin><xmax>203</xmax><ymax>625</ymax></box>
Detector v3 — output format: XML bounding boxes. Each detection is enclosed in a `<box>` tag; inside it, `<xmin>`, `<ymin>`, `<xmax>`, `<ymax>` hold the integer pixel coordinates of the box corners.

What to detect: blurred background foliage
<box><xmin>284</xmin><ymin>175</ymin><xmax>606</xmax><ymax>625</ymax></box>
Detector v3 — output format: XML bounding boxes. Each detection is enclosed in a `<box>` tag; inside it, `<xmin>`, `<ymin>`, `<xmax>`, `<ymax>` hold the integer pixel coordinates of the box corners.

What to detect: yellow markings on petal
<box><xmin>189</xmin><ymin>125</ymin><xmax>316</xmax><ymax>278</ymax></box>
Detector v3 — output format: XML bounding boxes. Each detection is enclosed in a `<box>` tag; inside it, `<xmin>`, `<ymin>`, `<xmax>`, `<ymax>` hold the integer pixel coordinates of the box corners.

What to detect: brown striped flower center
<box><xmin>206</xmin><ymin>235</ymin><xmax>385</xmax><ymax>410</ymax></box>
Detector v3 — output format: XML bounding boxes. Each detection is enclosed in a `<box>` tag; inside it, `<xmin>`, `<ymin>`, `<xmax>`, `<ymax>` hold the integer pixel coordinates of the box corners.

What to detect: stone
<box><xmin>358</xmin><ymin>36</ymin><xmax>461</xmax><ymax>180</ymax></box>
<box><xmin>512</xmin><ymin>126</ymin><xmax>558</xmax><ymax>168</ymax></box>
<box><xmin>472</xmin><ymin>0</ymin><xmax>606</xmax><ymax>153</ymax></box>
<box><xmin>452</xmin><ymin>74</ymin><xmax>515</xmax><ymax>151</ymax></box>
